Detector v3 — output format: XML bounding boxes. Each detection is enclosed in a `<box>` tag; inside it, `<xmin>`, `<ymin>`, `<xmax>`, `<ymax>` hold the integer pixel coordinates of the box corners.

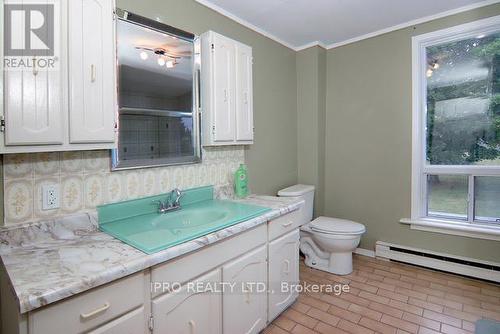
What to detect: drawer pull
<box><xmin>189</xmin><ymin>320</ymin><xmax>196</xmax><ymax>334</ymax></box>
<box><xmin>80</xmin><ymin>302</ymin><xmax>110</xmax><ymax>320</ymax></box>
<box><xmin>244</xmin><ymin>283</ymin><xmax>251</xmax><ymax>304</ymax></box>
<box><xmin>90</xmin><ymin>64</ymin><xmax>96</xmax><ymax>82</ymax></box>
<box><xmin>33</xmin><ymin>57</ymin><xmax>38</xmax><ymax>76</ymax></box>
<box><xmin>282</xmin><ymin>222</ymin><xmax>293</xmax><ymax>228</ymax></box>
<box><xmin>284</xmin><ymin>259</ymin><xmax>290</xmax><ymax>274</ymax></box>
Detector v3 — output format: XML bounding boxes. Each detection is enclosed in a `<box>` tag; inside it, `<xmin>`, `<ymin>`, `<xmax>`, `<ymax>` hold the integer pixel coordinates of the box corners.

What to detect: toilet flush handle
<box><xmin>282</xmin><ymin>221</ymin><xmax>293</xmax><ymax>228</ymax></box>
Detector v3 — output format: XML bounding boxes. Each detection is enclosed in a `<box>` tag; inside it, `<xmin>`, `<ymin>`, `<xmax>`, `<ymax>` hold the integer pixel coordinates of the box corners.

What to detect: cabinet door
<box><xmin>212</xmin><ymin>34</ymin><xmax>235</xmax><ymax>142</ymax></box>
<box><xmin>68</xmin><ymin>0</ymin><xmax>116</xmax><ymax>143</ymax></box>
<box><xmin>235</xmin><ymin>43</ymin><xmax>253</xmax><ymax>142</ymax></box>
<box><xmin>223</xmin><ymin>245</ymin><xmax>267</xmax><ymax>334</ymax></box>
<box><xmin>268</xmin><ymin>229</ymin><xmax>300</xmax><ymax>321</ymax></box>
<box><xmin>152</xmin><ymin>269</ymin><xmax>221</xmax><ymax>334</ymax></box>
<box><xmin>3</xmin><ymin>5</ymin><xmax>65</xmax><ymax>146</ymax></box>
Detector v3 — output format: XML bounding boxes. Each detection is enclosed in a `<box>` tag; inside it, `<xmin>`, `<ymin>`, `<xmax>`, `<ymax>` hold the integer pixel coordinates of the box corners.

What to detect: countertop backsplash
<box><xmin>2</xmin><ymin>146</ymin><xmax>244</xmax><ymax>225</ymax></box>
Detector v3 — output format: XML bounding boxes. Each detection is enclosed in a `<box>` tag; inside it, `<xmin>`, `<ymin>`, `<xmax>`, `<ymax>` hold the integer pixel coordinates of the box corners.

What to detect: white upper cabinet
<box><xmin>235</xmin><ymin>43</ymin><xmax>254</xmax><ymax>142</ymax></box>
<box><xmin>201</xmin><ymin>31</ymin><xmax>254</xmax><ymax>146</ymax></box>
<box><xmin>3</xmin><ymin>0</ymin><xmax>66</xmax><ymax>146</ymax></box>
<box><xmin>211</xmin><ymin>33</ymin><xmax>235</xmax><ymax>142</ymax></box>
<box><xmin>0</xmin><ymin>0</ymin><xmax>117</xmax><ymax>153</ymax></box>
<box><xmin>69</xmin><ymin>0</ymin><xmax>116</xmax><ymax>144</ymax></box>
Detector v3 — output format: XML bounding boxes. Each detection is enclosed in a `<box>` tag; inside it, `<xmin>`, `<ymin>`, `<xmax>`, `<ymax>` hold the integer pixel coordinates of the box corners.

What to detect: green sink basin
<box><xmin>98</xmin><ymin>187</ymin><xmax>270</xmax><ymax>254</ymax></box>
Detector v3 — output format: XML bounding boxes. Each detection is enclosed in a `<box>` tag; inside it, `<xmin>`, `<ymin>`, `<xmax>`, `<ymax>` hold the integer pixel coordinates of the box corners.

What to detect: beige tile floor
<box><xmin>264</xmin><ymin>255</ymin><xmax>500</xmax><ymax>334</ymax></box>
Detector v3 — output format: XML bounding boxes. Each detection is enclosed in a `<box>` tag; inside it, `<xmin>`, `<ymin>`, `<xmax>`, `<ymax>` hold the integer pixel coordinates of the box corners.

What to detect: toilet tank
<box><xmin>277</xmin><ymin>184</ymin><xmax>315</xmax><ymax>223</ymax></box>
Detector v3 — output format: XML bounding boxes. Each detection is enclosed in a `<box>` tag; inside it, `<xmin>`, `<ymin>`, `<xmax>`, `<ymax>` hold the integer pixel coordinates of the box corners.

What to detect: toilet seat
<box><xmin>310</xmin><ymin>217</ymin><xmax>365</xmax><ymax>235</ymax></box>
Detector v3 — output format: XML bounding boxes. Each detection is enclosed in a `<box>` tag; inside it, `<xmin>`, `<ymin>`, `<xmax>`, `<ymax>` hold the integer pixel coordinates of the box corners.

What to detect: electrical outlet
<box><xmin>42</xmin><ymin>184</ymin><xmax>60</xmax><ymax>210</ymax></box>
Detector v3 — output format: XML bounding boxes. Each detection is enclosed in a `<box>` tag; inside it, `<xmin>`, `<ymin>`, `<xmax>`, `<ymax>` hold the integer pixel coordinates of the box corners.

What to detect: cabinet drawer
<box><xmin>29</xmin><ymin>272</ymin><xmax>145</xmax><ymax>334</ymax></box>
<box><xmin>88</xmin><ymin>306</ymin><xmax>146</xmax><ymax>334</ymax></box>
<box><xmin>268</xmin><ymin>209</ymin><xmax>301</xmax><ymax>241</ymax></box>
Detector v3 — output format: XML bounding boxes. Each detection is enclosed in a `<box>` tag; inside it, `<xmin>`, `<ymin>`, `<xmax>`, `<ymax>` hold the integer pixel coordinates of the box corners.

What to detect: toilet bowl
<box><xmin>300</xmin><ymin>217</ymin><xmax>365</xmax><ymax>275</ymax></box>
<box><xmin>277</xmin><ymin>184</ymin><xmax>366</xmax><ymax>275</ymax></box>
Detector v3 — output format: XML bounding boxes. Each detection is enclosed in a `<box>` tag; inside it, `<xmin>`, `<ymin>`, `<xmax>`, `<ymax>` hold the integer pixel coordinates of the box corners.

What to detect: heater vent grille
<box><xmin>389</xmin><ymin>246</ymin><xmax>500</xmax><ymax>272</ymax></box>
<box><xmin>375</xmin><ymin>241</ymin><xmax>500</xmax><ymax>283</ymax></box>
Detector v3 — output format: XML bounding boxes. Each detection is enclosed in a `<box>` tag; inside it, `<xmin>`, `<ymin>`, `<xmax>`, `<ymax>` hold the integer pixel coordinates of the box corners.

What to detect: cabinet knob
<box><xmin>91</xmin><ymin>64</ymin><xmax>96</xmax><ymax>82</ymax></box>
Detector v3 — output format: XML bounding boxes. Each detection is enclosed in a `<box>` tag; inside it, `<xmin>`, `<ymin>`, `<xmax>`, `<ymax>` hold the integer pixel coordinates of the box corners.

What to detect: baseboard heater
<box><xmin>375</xmin><ymin>241</ymin><xmax>500</xmax><ymax>283</ymax></box>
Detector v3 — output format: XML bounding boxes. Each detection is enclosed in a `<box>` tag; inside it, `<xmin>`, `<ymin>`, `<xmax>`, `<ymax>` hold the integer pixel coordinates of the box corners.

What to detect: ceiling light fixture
<box><xmin>140</xmin><ymin>51</ymin><xmax>148</xmax><ymax>60</ymax></box>
<box><xmin>158</xmin><ymin>57</ymin><xmax>166</xmax><ymax>66</ymax></box>
<box><xmin>166</xmin><ymin>60</ymin><xmax>175</xmax><ymax>68</ymax></box>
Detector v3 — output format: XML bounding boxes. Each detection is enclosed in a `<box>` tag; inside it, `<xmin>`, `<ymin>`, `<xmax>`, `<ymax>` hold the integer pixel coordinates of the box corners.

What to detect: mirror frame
<box><xmin>111</xmin><ymin>9</ymin><xmax>202</xmax><ymax>171</ymax></box>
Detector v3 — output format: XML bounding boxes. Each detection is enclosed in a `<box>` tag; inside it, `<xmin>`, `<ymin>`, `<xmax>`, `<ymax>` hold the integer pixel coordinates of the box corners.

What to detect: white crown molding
<box><xmin>295</xmin><ymin>41</ymin><xmax>327</xmax><ymax>52</ymax></box>
<box><xmin>195</xmin><ymin>0</ymin><xmax>500</xmax><ymax>52</ymax></box>
<box><xmin>325</xmin><ymin>0</ymin><xmax>500</xmax><ymax>49</ymax></box>
<box><xmin>194</xmin><ymin>0</ymin><xmax>297</xmax><ymax>50</ymax></box>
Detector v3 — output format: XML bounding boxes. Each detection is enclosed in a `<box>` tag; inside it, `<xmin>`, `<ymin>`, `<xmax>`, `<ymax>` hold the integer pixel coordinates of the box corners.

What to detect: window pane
<box><xmin>427</xmin><ymin>175</ymin><xmax>468</xmax><ymax>219</ymax></box>
<box><xmin>426</xmin><ymin>31</ymin><xmax>500</xmax><ymax>166</ymax></box>
<box><xmin>474</xmin><ymin>176</ymin><xmax>500</xmax><ymax>223</ymax></box>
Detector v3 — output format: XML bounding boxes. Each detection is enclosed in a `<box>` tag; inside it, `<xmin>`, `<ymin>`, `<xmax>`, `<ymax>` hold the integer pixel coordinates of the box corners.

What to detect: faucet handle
<box><xmin>152</xmin><ymin>199</ymin><xmax>165</xmax><ymax>212</ymax></box>
<box><xmin>171</xmin><ymin>188</ymin><xmax>183</xmax><ymax>206</ymax></box>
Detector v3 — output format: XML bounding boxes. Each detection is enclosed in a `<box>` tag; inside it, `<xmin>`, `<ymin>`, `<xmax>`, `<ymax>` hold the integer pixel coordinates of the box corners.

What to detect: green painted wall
<box><xmin>297</xmin><ymin>46</ymin><xmax>326</xmax><ymax>216</ymax></box>
<box><xmin>117</xmin><ymin>0</ymin><xmax>298</xmax><ymax>195</ymax></box>
<box><xmin>324</xmin><ymin>4</ymin><xmax>500</xmax><ymax>262</ymax></box>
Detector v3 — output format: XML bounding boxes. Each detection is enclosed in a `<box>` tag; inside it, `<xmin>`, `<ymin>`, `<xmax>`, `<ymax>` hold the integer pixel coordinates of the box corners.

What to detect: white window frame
<box><xmin>404</xmin><ymin>15</ymin><xmax>500</xmax><ymax>241</ymax></box>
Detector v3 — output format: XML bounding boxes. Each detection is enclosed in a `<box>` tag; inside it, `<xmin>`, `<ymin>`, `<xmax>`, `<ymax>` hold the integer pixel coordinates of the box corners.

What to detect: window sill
<box><xmin>400</xmin><ymin>218</ymin><xmax>500</xmax><ymax>241</ymax></box>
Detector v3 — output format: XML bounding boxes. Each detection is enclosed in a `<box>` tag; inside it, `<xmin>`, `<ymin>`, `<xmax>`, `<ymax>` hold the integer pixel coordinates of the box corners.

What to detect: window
<box><xmin>410</xmin><ymin>16</ymin><xmax>500</xmax><ymax>236</ymax></box>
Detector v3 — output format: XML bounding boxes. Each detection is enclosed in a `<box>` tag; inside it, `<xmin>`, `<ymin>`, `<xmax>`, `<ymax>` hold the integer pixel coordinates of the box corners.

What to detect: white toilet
<box><xmin>278</xmin><ymin>184</ymin><xmax>366</xmax><ymax>275</ymax></box>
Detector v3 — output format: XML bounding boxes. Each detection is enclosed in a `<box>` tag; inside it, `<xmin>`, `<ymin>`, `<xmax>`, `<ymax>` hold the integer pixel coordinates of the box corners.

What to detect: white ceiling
<box><xmin>195</xmin><ymin>0</ymin><xmax>499</xmax><ymax>50</ymax></box>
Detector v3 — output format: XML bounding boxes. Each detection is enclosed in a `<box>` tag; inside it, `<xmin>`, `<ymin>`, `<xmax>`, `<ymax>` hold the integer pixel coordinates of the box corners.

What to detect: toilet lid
<box><xmin>310</xmin><ymin>217</ymin><xmax>365</xmax><ymax>235</ymax></box>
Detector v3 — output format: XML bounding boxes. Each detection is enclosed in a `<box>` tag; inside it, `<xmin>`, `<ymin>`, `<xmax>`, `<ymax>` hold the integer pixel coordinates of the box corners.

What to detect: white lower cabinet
<box><xmin>268</xmin><ymin>229</ymin><xmax>300</xmax><ymax>321</ymax></box>
<box><xmin>222</xmin><ymin>245</ymin><xmax>267</xmax><ymax>334</ymax></box>
<box><xmin>4</xmin><ymin>210</ymin><xmax>304</xmax><ymax>334</ymax></box>
<box><xmin>152</xmin><ymin>269</ymin><xmax>222</xmax><ymax>334</ymax></box>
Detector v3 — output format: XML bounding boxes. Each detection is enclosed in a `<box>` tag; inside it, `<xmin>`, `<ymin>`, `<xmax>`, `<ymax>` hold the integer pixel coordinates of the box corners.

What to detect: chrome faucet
<box><xmin>153</xmin><ymin>188</ymin><xmax>184</xmax><ymax>214</ymax></box>
<box><xmin>170</xmin><ymin>188</ymin><xmax>183</xmax><ymax>207</ymax></box>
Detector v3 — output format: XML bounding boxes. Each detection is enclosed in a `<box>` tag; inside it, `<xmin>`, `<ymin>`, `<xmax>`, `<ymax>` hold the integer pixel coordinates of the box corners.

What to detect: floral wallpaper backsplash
<box><xmin>3</xmin><ymin>147</ymin><xmax>245</xmax><ymax>225</ymax></box>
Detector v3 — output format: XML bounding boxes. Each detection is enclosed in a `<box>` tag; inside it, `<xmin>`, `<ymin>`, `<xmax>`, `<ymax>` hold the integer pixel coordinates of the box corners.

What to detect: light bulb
<box><xmin>426</xmin><ymin>69</ymin><xmax>433</xmax><ymax>78</ymax></box>
<box><xmin>476</xmin><ymin>34</ymin><xmax>486</xmax><ymax>39</ymax></box>
<box><xmin>157</xmin><ymin>57</ymin><xmax>166</xmax><ymax>66</ymax></box>
<box><xmin>166</xmin><ymin>60</ymin><xmax>175</xmax><ymax>68</ymax></box>
<box><xmin>140</xmin><ymin>51</ymin><xmax>148</xmax><ymax>60</ymax></box>
<box><xmin>433</xmin><ymin>63</ymin><xmax>439</xmax><ymax>70</ymax></box>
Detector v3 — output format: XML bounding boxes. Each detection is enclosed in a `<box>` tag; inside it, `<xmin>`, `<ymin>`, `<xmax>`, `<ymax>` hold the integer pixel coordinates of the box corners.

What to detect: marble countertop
<box><xmin>0</xmin><ymin>195</ymin><xmax>303</xmax><ymax>314</ymax></box>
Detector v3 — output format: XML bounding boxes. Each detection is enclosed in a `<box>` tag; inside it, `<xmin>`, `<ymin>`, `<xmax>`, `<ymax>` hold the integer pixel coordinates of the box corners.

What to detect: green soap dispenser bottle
<box><xmin>234</xmin><ymin>164</ymin><xmax>249</xmax><ymax>198</ymax></box>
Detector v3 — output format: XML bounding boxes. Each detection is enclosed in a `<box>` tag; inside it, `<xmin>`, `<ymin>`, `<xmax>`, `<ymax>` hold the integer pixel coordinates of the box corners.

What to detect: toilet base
<box><xmin>328</xmin><ymin>252</ymin><xmax>353</xmax><ymax>275</ymax></box>
<box><xmin>303</xmin><ymin>251</ymin><xmax>353</xmax><ymax>275</ymax></box>
<box><xmin>300</xmin><ymin>232</ymin><xmax>358</xmax><ymax>276</ymax></box>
